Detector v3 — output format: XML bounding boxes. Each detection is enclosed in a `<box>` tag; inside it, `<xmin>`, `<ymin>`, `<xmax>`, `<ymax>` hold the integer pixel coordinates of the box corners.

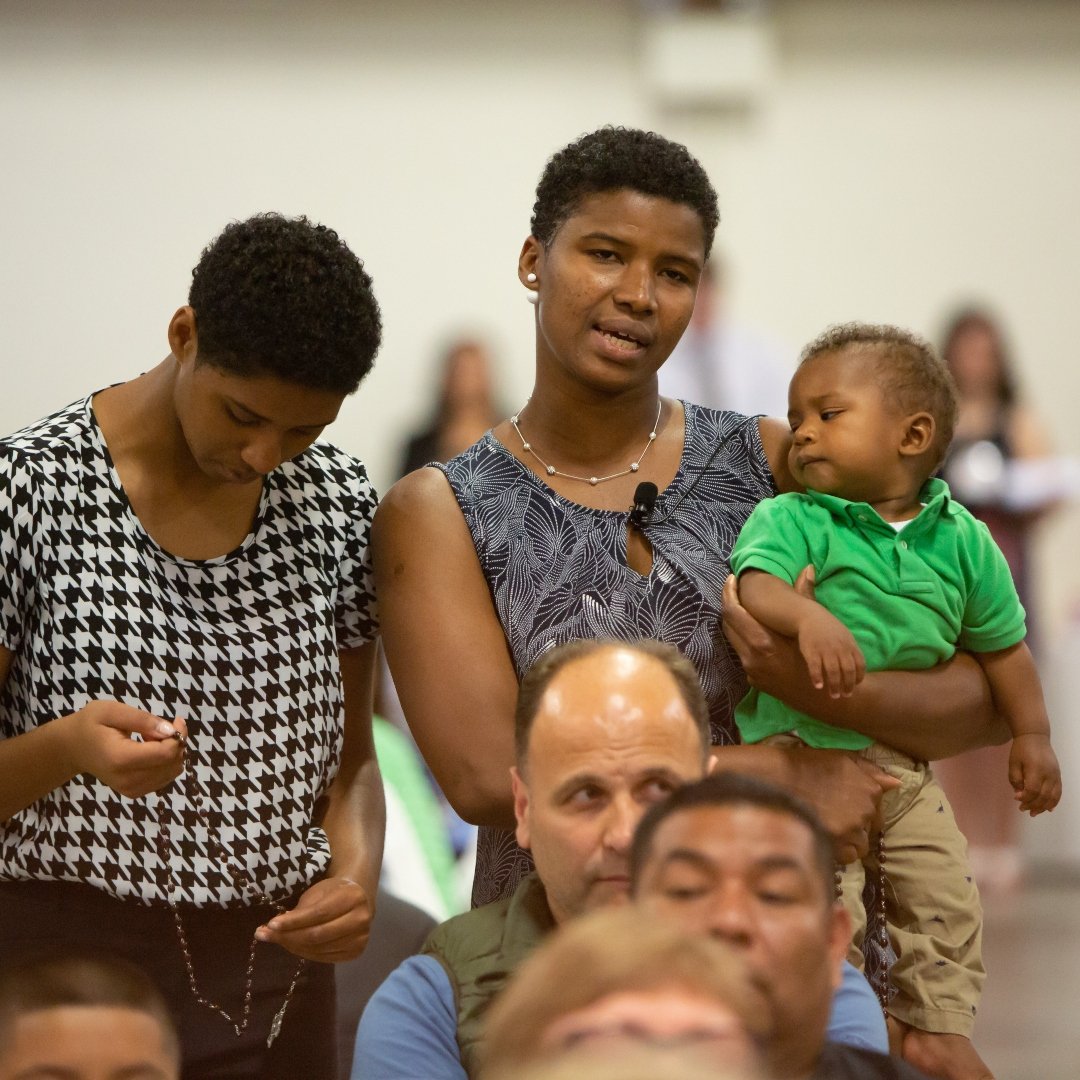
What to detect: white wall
<box><xmin>3</xmin><ymin>0</ymin><xmax>1079</xmax><ymax>636</ymax></box>
<box><xmin>0</xmin><ymin>0</ymin><xmax>645</xmax><ymax>483</ymax></box>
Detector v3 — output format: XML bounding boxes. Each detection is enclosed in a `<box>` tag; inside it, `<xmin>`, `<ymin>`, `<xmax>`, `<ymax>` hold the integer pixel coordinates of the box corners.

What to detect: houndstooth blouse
<box><xmin>0</xmin><ymin>395</ymin><xmax>378</xmax><ymax>906</ymax></box>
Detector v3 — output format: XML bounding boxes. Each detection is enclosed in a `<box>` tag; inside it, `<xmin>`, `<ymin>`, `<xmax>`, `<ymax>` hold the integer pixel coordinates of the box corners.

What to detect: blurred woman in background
<box><xmin>399</xmin><ymin>338</ymin><xmax>502</xmax><ymax>476</ymax></box>
<box><xmin>937</xmin><ymin>306</ymin><xmax>1059</xmax><ymax>892</ymax></box>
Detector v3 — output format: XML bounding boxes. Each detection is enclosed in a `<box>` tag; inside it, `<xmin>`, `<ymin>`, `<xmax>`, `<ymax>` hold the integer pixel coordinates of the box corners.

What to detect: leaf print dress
<box><xmin>436</xmin><ymin>403</ymin><xmax>777</xmax><ymax>905</ymax></box>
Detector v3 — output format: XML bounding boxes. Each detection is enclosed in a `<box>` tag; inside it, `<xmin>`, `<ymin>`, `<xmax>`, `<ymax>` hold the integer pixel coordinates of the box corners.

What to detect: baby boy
<box><xmin>730</xmin><ymin>322</ymin><xmax>1060</xmax><ymax>1080</ymax></box>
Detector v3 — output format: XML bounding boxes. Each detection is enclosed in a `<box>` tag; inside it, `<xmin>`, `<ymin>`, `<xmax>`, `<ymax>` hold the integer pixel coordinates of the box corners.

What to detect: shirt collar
<box><xmin>805</xmin><ymin>476</ymin><xmax>959</xmax><ymax>530</ymax></box>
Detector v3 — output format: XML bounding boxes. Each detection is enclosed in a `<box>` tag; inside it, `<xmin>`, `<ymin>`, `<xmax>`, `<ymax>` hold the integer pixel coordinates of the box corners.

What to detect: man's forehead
<box><xmin>3</xmin><ymin>1003</ymin><xmax>175</xmax><ymax>1077</ymax></box>
<box><xmin>649</xmin><ymin>803</ymin><xmax>818</xmax><ymax>871</ymax></box>
<box><xmin>545</xmin><ymin>644</ymin><xmax>671</xmax><ymax>691</ymax></box>
<box><xmin>528</xmin><ymin>703</ymin><xmax>701</xmax><ymax>779</ymax></box>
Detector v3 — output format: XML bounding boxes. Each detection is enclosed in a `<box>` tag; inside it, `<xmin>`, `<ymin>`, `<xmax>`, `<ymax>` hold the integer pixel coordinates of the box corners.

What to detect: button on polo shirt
<box><xmin>730</xmin><ymin>478</ymin><xmax>1026</xmax><ymax>750</ymax></box>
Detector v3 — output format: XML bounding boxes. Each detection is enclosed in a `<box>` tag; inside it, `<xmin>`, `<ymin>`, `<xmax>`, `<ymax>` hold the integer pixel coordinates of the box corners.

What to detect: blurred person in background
<box><xmin>399</xmin><ymin>337</ymin><xmax>503</xmax><ymax>476</ymax></box>
<box><xmin>935</xmin><ymin>307</ymin><xmax>1059</xmax><ymax>893</ymax></box>
<box><xmin>659</xmin><ymin>257</ymin><xmax>791</xmax><ymax>419</ymax></box>
<box><xmin>0</xmin><ymin>953</ymin><xmax>180</xmax><ymax>1080</ymax></box>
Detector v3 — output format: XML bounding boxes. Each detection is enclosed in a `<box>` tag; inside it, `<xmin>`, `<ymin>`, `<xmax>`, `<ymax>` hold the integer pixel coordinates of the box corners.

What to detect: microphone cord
<box><xmin>632</xmin><ymin>413</ymin><xmax>764</xmax><ymax>528</ymax></box>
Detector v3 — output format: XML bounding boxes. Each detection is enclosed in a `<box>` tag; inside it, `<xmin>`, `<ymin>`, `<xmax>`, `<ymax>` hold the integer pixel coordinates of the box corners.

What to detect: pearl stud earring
<box><xmin>525</xmin><ymin>272</ymin><xmax>538</xmax><ymax>305</ymax></box>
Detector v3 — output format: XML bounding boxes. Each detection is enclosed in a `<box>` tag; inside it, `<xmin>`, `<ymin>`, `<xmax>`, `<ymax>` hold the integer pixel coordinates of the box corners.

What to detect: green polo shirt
<box><xmin>730</xmin><ymin>478</ymin><xmax>1026</xmax><ymax>750</ymax></box>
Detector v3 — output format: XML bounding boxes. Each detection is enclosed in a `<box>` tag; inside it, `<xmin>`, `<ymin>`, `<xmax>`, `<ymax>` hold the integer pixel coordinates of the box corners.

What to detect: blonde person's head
<box><xmin>480</xmin><ymin>906</ymin><xmax>770</xmax><ymax>1078</ymax></box>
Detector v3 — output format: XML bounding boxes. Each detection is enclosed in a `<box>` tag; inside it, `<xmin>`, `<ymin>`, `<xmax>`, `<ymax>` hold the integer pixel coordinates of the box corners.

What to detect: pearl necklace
<box><xmin>509</xmin><ymin>400</ymin><xmax>662</xmax><ymax>486</ymax></box>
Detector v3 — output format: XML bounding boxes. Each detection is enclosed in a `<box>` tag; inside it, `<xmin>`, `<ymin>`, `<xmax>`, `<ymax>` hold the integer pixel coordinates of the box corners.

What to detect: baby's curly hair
<box><xmin>800</xmin><ymin>322</ymin><xmax>959</xmax><ymax>471</ymax></box>
<box><xmin>188</xmin><ymin>213</ymin><xmax>381</xmax><ymax>395</ymax></box>
<box><xmin>530</xmin><ymin>127</ymin><xmax>719</xmax><ymax>258</ymax></box>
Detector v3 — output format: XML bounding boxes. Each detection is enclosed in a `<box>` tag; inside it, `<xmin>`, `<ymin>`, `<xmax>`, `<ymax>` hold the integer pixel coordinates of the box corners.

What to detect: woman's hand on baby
<box><xmin>1009</xmin><ymin>734</ymin><xmax>1062</xmax><ymax>815</ymax></box>
<box><xmin>722</xmin><ymin>567</ymin><xmax>816</xmax><ymax>685</ymax></box>
<box><xmin>785</xmin><ymin>747</ymin><xmax>898</xmax><ymax>864</ymax></box>
<box><xmin>797</xmin><ymin>608</ymin><xmax>866</xmax><ymax>698</ymax></box>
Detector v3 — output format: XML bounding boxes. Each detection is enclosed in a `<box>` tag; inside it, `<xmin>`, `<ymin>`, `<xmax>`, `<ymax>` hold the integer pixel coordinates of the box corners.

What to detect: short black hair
<box><xmin>800</xmin><ymin>321</ymin><xmax>959</xmax><ymax>473</ymax></box>
<box><xmin>530</xmin><ymin>127</ymin><xmax>719</xmax><ymax>259</ymax></box>
<box><xmin>0</xmin><ymin>952</ymin><xmax>179</xmax><ymax>1063</ymax></box>
<box><xmin>514</xmin><ymin>638</ymin><xmax>711</xmax><ymax>769</ymax></box>
<box><xmin>188</xmin><ymin>212</ymin><xmax>382</xmax><ymax>395</ymax></box>
<box><xmin>629</xmin><ymin>772</ymin><xmax>836</xmax><ymax>904</ymax></box>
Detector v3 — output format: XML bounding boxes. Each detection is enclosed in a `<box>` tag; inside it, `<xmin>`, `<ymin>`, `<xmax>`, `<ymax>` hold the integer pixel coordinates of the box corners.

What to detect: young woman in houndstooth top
<box><xmin>0</xmin><ymin>214</ymin><xmax>384</xmax><ymax>1078</ymax></box>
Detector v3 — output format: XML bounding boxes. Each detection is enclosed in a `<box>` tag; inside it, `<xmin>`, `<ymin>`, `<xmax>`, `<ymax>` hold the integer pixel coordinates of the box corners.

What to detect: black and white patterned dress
<box><xmin>0</xmin><ymin>396</ymin><xmax>378</xmax><ymax>907</ymax></box>
<box><xmin>437</xmin><ymin>402</ymin><xmax>777</xmax><ymax>904</ymax></box>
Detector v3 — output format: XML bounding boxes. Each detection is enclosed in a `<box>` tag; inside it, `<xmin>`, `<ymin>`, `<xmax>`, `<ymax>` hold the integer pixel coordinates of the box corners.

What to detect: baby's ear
<box><xmin>899</xmin><ymin>411</ymin><xmax>935</xmax><ymax>456</ymax></box>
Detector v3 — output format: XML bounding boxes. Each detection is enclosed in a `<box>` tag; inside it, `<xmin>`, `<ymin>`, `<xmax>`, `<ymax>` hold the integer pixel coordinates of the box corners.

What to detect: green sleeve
<box><xmin>730</xmin><ymin>495</ymin><xmax>814</xmax><ymax>586</ymax></box>
<box><xmin>957</xmin><ymin>516</ymin><xmax>1028</xmax><ymax>653</ymax></box>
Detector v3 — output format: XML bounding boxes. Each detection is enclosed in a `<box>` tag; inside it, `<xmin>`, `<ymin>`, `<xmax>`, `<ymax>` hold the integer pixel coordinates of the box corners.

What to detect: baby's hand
<box><xmin>797</xmin><ymin>608</ymin><xmax>866</xmax><ymax>698</ymax></box>
<box><xmin>1009</xmin><ymin>734</ymin><xmax>1062</xmax><ymax>815</ymax></box>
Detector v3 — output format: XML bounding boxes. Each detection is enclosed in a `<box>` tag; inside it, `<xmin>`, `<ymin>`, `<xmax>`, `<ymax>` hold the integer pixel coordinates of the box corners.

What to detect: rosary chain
<box><xmin>876</xmin><ymin>830</ymin><xmax>890</xmax><ymax>1013</ymax></box>
<box><xmin>155</xmin><ymin>733</ymin><xmax>306</xmax><ymax>1043</ymax></box>
<box><xmin>834</xmin><ymin>831</ymin><xmax>892</xmax><ymax>1016</ymax></box>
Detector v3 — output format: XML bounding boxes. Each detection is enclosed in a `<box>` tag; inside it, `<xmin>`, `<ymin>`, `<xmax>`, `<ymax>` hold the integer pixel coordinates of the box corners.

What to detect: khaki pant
<box><xmin>766</xmin><ymin>736</ymin><xmax>985</xmax><ymax>1036</ymax></box>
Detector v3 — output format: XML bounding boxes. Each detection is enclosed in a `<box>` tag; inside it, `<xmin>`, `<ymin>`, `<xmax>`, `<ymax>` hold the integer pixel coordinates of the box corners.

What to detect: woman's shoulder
<box><xmin>374</xmin><ymin>462</ymin><xmax>464</xmax><ymax>543</ymax></box>
<box><xmin>282</xmin><ymin>440</ymin><xmax>378</xmax><ymax>508</ymax></box>
<box><xmin>432</xmin><ymin>432</ymin><xmax>534</xmax><ymax>501</ymax></box>
<box><xmin>383</xmin><ymin>460</ymin><xmax>457</xmax><ymax>506</ymax></box>
<box><xmin>681</xmin><ymin>400</ymin><xmax>773</xmax><ymax>447</ymax></box>
<box><xmin>679</xmin><ymin>401</ymin><xmax>787</xmax><ymax>494</ymax></box>
<box><xmin>2</xmin><ymin>396</ymin><xmax>93</xmax><ymax>458</ymax></box>
<box><xmin>0</xmin><ymin>396</ymin><xmax>96</xmax><ymax>495</ymax></box>
<box><xmin>371</xmin><ymin>457</ymin><xmax>501</xmax><ymax>589</ymax></box>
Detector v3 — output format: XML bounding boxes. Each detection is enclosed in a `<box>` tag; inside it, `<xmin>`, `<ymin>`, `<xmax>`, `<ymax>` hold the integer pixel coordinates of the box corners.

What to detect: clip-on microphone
<box><xmin>629</xmin><ymin>481</ymin><xmax>659</xmax><ymax>529</ymax></box>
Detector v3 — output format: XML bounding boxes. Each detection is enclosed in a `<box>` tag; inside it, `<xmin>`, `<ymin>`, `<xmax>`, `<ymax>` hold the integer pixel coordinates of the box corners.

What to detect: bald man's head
<box><xmin>510</xmin><ymin>640</ymin><xmax>713</xmax><ymax>924</ymax></box>
<box><xmin>515</xmin><ymin>640</ymin><xmax>711</xmax><ymax>772</ymax></box>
